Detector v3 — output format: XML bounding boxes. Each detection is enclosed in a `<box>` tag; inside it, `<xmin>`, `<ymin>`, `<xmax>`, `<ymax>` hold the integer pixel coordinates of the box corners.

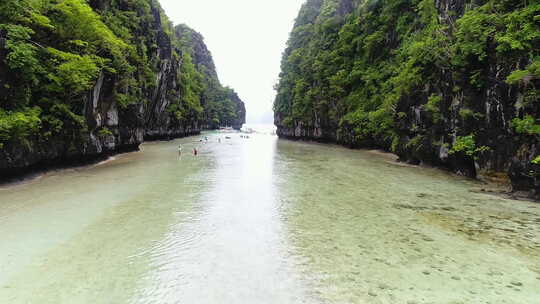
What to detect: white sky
<box><xmin>159</xmin><ymin>0</ymin><xmax>305</xmax><ymax>124</ymax></box>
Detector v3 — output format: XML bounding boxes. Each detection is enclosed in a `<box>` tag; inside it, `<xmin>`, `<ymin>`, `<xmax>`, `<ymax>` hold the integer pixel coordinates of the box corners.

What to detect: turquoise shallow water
<box><xmin>0</xmin><ymin>133</ymin><xmax>539</xmax><ymax>303</ymax></box>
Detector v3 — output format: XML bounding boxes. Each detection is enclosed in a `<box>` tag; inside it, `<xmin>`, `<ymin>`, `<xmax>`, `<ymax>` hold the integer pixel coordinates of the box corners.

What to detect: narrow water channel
<box><xmin>0</xmin><ymin>133</ymin><xmax>539</xmax><ymax>304</ymax></box>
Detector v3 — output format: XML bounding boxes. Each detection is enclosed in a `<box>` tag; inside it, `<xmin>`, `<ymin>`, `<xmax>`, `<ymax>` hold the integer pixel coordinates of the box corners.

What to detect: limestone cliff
<box><xmin>274</xmin><ymin>0</ymin><xmax>539</xmax><ymax>198</ymax></box>
<box><xmin>0</xmin><ymin>0</ymin><xmax>245</xmax><ymax>178</ymax></box>
<box><xmin>175</xmin><ymin>25</ymin><xmax>246</xmax><ymax>130</ymax></box>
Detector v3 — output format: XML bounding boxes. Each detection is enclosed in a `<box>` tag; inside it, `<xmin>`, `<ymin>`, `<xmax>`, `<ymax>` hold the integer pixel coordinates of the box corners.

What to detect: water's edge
<box><xmin>277</xmin><ymin>136</ymin><xmax>538</xmax><ymax>203</ymax></box>
<box><xmin>1</xmin><ymin>134</ymin><xmax>539</xmax><ymax>303</ymax></box>
<box><xmin>0</xmin><ymin>132</ymin><xmax>206</xmax><ymax>185</ymax></box>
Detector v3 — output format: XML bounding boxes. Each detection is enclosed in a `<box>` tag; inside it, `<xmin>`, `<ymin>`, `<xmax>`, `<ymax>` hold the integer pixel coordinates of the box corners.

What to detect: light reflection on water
<box><xmin>132</xmin><ymin>134</ymin><xmax>315</xmax><ymax>303</ymax></box>
<box><xmin>0</xmin><ymin>133</ymin><xmax>539</xmax><ymax>304</ymax></box>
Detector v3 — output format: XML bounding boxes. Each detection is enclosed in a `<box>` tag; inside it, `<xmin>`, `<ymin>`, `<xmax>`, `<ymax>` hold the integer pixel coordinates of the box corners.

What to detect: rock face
<box><xmin>142</xmin><ymin>15</ymin><xmax>200</xmax><ymax>141</ymax></box>
<box><xmin>228</xmin><ymin>91</ymin><xmax>247</xmax><ymax>130</ymax></box>
<box><xmin>174</xmin><ymin>25</ymin><xmax>247</xmax><ymax>130</ymax></box>
<box><xmin>274</xmin><ymin>0</ymin><xmax>539</xmax><ymax>198</ymax></box>
<box><xmin>0</xmin><ymin>0</ymin><xmax>245</xmax><ymax>178</ymax></box>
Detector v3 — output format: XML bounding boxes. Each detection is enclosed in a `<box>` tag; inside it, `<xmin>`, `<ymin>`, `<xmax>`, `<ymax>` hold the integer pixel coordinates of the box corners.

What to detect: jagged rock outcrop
<box><xmin>274</xmin><ymin>0</ymin><xmax>539</xmax><ymax>198</ymax></box>
<box><xmin>0</xmin><ymin>0</ymin><xmax>245</xmax><ymax>178</ymax></box>
<box><xmin>142</xmin><ymin>9</ymin><xmax>201</xmax><ymax>140</ymax></box>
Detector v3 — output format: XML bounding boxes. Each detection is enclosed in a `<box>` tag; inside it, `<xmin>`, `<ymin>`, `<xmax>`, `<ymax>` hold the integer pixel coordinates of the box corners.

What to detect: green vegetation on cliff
<box><xmin>0</xmin><ymin>0</ymin><xmax>245</xmax><ymax>151</ymax></box>
<box><xmin>274</xmin><ymin>0</ymin><xmax>539</xmax><ymax>195</ymax></box>
<box><xmin>0</xmin><ymin>0</ymin><xmax>127</xmax><ymax>145</ymax></box>
<box><xmin>174</xmin><ymin>24</ymin><xmax>245</xmax><ymax>129</ymax></box>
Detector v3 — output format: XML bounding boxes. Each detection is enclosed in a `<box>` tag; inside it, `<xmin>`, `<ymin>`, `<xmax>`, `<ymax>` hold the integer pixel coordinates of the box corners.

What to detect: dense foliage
<box><xmin>0</xmin><ymin>0</ymin><xmax>244</xmax><ymax>150</ymax></box>
<box><xmin>0</xmin><ymin>0</ymin><xmax>125</xmax><ymax>146</ymax></box>
<box><xmin>174</xmin><ymin>25</ymin><xmax>244</xmax><ymax>129</ymax></box>
<box><xmin>275</xmin><ymin>0</ymin><xmax>539</xmax><ymax>181</ymax></box>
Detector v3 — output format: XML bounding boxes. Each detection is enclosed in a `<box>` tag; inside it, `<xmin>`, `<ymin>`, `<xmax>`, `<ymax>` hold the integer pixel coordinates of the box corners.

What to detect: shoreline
<box><xmin>2</xmin><ymin>135</ymin><xmax>537</xmax><ymax>203</ymax></box>
<box><xmin>0</xmin><ymin>128</ymin><xmax>216</xmax><ymax>187</ymax></box>
<box><xmin>280</xmin><ymin>137</ymin><xmax>539</xmax><ymax>203</ymax></box>
<box><xmin>367</xmin><ymin>148</ymin><xmax>538</xmax><ymax>203</ymax></box>
<box><xmin>0</xmin><ymin>133</ymin><xmax>198</xmax><ymax>188</ymax></box>
<box><xmin>0</xmin><ymin>154</ymin><xmax>124</xmax><ymax>191</ymax></box>
<box><xmin>0</xmin><ymin>129</ymin><xmax>227</xmax><ymax>189</ymax></box>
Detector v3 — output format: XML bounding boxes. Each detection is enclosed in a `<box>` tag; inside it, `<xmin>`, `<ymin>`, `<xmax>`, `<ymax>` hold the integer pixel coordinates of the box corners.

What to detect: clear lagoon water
<box><xmin>0</xmin><ymin>133</ymin><xmax>539</xmax><ymax>303</ymax></box>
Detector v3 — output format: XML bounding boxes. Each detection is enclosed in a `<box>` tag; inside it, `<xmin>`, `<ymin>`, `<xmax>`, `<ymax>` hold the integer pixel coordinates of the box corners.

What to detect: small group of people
<box><xmin>178</xmin><ymin>133</ymin><xmax>242</xmax><ymax>158</ymax></box>
<box><xmin>177</xmin><ymin>145</ymin><xmax>197</xmax><ymax>157</ymax></box>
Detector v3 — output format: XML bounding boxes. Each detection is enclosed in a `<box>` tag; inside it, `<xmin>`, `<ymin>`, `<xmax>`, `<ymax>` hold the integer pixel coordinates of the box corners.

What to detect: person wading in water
<box><xmin>178</xmin><ymin>145</ymin><xmax>182</xmax><ymax>158</ymax></box>
<box><xmin>193</xmin><ymin>147</ymin><xmax>198</xmax><ymax>156</ymax></box>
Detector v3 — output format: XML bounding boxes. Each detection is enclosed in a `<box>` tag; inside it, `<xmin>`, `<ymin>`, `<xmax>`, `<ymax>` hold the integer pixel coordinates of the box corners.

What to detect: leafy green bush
<box><xmin>0</xmin><ymin>107</ymin><xmax>42</xmax><ymax>145</ymax></box>
<box><xmin>115</xmin><ymin>93</ymin><xmax>137</xmax><ymax>109</ymax></box>
<box><xmin>511</xmin><ymin>115</ymin><xmax>540</xmax><ymax>135</ymax></box>
<box><xmin>46</xmin><ymin>47</ymin><xmax>104</xmax><ymax>94</ymax></box>
<box><xmin>507</xmin><ymin>60</ymin><xmax>540</xmax><ymax>84</ymax></box>
<box><xmin>0</xmin><ymin>24</ymin><xmax>39</xmax><ymax>81</ymax></box>
<box><xmin>425</xmin><ymin>95</ymin><xmax>441</xmax><ymax>122</ymax></box>
<box><xmin>51</xmin><ymin>0</ymin><xmax>128</xmax><ymax>57</ymax></box>
<box><xmin>97</xmin><ymin>127</ymin><xmax>113</xmax><ymax>137</ymax></box>
<box><xmin>449</xmin><ymin>135</ymin><xmax>490</xmax><ymax>157</ymax></box>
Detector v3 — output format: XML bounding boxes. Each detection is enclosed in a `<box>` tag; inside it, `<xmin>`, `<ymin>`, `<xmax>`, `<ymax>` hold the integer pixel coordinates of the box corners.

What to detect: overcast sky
<box><xmin>159</xmin><ymin>0</ymin><xmax>305</xmax><ymax>124</ymax></box>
